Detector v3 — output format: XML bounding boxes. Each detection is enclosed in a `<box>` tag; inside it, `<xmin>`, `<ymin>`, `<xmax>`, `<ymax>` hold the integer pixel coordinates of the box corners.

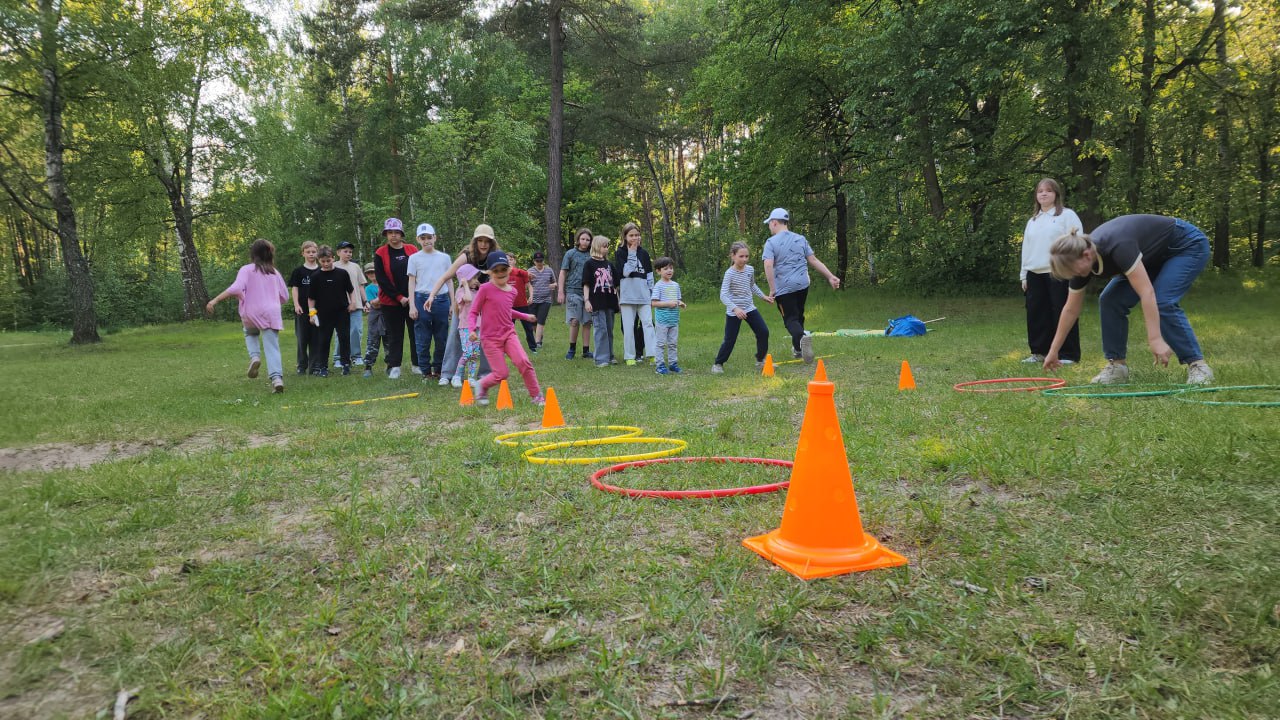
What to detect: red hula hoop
<box><xmin>953</xmin><ymin>377</ymin><xmax>1067</xmax><ymax>393</ymax></box>
<box><xmin>590</xmin><ymin>456</ymin><xmax>793</xmax><ymax>499</ymax></box>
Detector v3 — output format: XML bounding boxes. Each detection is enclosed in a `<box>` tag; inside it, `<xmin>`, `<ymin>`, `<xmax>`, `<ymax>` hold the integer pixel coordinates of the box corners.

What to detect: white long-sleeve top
<box><xmin>720</xmin><ymin>264</ymin><xmax>767</xmax><ymax>315</ymax></box>
<box><xmin>1021</xmin><ymin>207</ymin><xmax>1082</xmax><ymax>281</ymax></box>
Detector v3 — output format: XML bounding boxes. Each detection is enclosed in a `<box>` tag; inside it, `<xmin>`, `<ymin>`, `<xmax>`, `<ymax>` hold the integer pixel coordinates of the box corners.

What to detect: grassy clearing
<box><xmin>1</xmin><ymin>274</ymin><xmax>1278</xmax><ymax>718</ymax></box>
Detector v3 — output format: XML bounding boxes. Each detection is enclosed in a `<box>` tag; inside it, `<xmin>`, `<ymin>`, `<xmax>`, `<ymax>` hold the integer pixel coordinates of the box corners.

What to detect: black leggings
<box><xmin>714</xmin><ymin>310</ymin><xmax>770</xmax><ymax>365</ymax></box>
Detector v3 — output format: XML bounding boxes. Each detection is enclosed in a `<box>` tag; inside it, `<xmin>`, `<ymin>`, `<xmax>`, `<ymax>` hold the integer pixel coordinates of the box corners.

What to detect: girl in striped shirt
<box><xmin>711</xmin><ymin>242</ymin><xmax>775</xmax><ymax>374</ymax></box>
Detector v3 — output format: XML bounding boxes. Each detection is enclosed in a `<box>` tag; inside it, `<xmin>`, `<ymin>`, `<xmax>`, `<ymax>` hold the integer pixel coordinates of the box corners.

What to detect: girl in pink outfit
<box><xmin>206</xmin><ymin>239</ymin><xmax>291</xmax><ymax>393</ymax></box>
<box><xmin>466</xmin><ymin>251</ymin><xmax>544</xmax><ymax>406</ymax></box>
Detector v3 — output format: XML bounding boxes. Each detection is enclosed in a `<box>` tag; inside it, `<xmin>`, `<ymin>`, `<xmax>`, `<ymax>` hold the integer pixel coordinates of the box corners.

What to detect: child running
<box><xmin>449</xmin><ymin>263</ymin><xmax>483</xmax><ymax>389</ymax></box>
<box><xmin>712</xmin><ymin>242</ymin><xmax>774</xmax><ymax>374</ymax></box>
<box><xmin>650</xmin><ymin>256</ymin><xmax>685</xmax><ymax>374</ymax></box>
<box><xmin>467</xmin><ymin>252</ymin><xmax>544</xmax><ymax>405</ymax></box>
<box><xmin>206</xmin><ymin>239</ymin><xmax>290</xmax><ymax>393</ymax></box>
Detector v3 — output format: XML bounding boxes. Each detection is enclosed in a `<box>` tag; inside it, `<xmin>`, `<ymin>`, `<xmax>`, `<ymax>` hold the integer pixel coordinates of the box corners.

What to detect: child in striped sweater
<box><xmin>711</xmin><ymin>242</ymin><xmax>774</xmax><ymax>374</ymax></box>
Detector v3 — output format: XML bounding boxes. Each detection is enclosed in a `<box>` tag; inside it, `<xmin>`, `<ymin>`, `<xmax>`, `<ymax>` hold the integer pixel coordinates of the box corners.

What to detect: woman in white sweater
<box><xmin>1020</xmin><ymin>178</ymin><xmax>1082</xmax><ymax>364</ymax></box>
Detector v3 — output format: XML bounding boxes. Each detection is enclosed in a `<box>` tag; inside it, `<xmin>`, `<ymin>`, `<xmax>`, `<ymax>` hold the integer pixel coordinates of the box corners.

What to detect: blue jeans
<box><xmin>414</xmin><ymin>292</ymin><xmax>451</xmax><ymax>374</ymax></box>
<box><xmin>1098</xmin><ymin>219</ymin><xmax>1208</xmax><ymax>365</ymax></box>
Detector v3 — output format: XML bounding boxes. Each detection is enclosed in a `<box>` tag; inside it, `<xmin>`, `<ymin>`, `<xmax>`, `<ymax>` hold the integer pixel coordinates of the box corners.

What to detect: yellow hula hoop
<box><xmin>494</xmin><ymin>425</ymin><xmax>644</xmax><ymax>448</ymax></box>
<box><xmin>523</xmin><ymin>437</ymin><xmax>688</xmax><ymax>465</ymax></box>
<box><xmin>322</xmin><ymin>392</ymin><xmax>420</xmax><ymax>407</ymax></box>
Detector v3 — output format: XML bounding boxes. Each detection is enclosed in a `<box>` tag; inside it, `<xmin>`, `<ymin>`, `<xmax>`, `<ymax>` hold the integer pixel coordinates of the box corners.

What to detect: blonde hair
<box><xmin>1049</xmin><ymin>228</ymin><xmax>1094</xmax><ymax>280</ymax></box>
<box><xmin>300</xmin><ymin>240</ymin><xmax>318</xmax><ymax>252</ymax></box>
<box><xmin>1031</xmin><ymin>178</ymin><xmax>1065</xmax><ymax>219</ymax></box>
<box><xmin>590</xmin><ymin>235</ymin><xmax>611</xmax><ymax>258</ymax></box>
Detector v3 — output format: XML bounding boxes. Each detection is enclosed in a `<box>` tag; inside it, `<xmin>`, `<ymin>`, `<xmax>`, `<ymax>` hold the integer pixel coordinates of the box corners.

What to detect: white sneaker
<box><xmin>353</xmin><ymin>357</ymin><xmax>364</xmax><ymax>366</ymax></box>
<box><xmin>438</xmin><ymin>376</ymin><xmax>450</xmax><ymax>386</ymax></box>
<box><xmin>410</xmin><ymin>365</ymin><xmax>423</xmax><ymax>375</ymax></box>
<box><xmin>1186</xmin><ymin>361</ymin><xmax>1214</xmax><ymax>385</ymax></box>
<box><xmin>388</xmin><ymin>367</ymin><xmax>401</xmax><ymax>379</ymax></box>
<box><xmin>1021</xmin><ymin>354</ymin><xmax>1046</xmax><ymax>364</ymax></box>
<box><xmin>1090</xmin><ymin>361</ymin><xmax>1129</xmax><ymax>385</ymax></box>
<box><xmin>711</xmin><ymin>364</ymin><xmax>724</xmax><ymax>374</ymax></box>
<box><xmin>800</xmin><ymin>333</ymin><xmax>815</xmax><ymax>364</ymax></box>
<box><xmin>333</xmin><ymin>359</ymin><xmax>343</xmax><ymax>369</ymax></box>
<box><xmin>1060</xmin><ymin>359</ymin><xmax>1075</xmax><ymax>365</ymax></box>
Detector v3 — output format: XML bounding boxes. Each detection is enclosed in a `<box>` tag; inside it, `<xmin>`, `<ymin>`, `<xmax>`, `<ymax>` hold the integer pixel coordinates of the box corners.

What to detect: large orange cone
<box><xmin>495</xmin><ymin>379</ymin><xmax>514</xmax><ymax>410</ymax></box>
<box><xmin>541</xmin><ymin>387</ymin><xmax>566</xmax><ymax>428</ymax></box>
<box><xmin>813</xmin><ymin>358</ymin><xmax>828</xmax><ymax>382</ymax></box>
<box><xmin>761</xmin><ymin>354</ymin><xmax>775</xmax><ymax>377</ymax></box>
<box><xmin>743</xmin><ymin>375</ymin><xmax>907</xmax><ymax>579</ymax></box>
<box><xmin>458</xmin><ymin>379</ymin><xmax>475</xmax><ymax>406</ymax></box>
<box><xmin>898</xmin><ymin>360</ymin><xmax>916</xmax><ymax>391</ymax></box>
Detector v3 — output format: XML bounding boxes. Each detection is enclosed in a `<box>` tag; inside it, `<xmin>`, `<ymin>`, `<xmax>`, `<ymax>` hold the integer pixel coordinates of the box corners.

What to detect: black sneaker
<box><xmin>317</xmin><ymin>368</ymin><xmax>329</xmax><ymax>378</ymax></box>
<box><xmin>582</xmin><ymin>349</ymin><xmax>593</xmax><ymax>360</ymax></box>
<box><xmin>341</xmin><ymin>365</ymin><xmax>351</xmax><ymax>376</ymax></box>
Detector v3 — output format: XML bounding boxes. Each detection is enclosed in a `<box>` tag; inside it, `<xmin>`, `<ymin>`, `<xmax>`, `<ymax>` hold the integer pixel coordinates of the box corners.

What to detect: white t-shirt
<box><xmin>1021</xmin><ymin>208</ymin><xmax>1082</xmax><ymax>281</ymax></box>
<box><xmin>334</xmin><ymin>259</ymin><xmax>365</xmax><ymax>295</ymax></box>
<box><xmin>407</xmin><ymin>250</ymin><xmax>454</xmax><ymax>297</ymax></box>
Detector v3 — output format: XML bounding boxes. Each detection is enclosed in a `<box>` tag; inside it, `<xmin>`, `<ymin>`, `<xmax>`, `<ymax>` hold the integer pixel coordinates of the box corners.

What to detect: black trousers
<box><xmin>774</xmin><ymin>287</ymin><xmax>809</xmax><ymax>352</ymax></box>
<box><xmin>380</xmin><ymin>303</ymin><xmax>419</xmax><ymax>370</ymax></box>
<box><xmin>311</xmin><ymin>310</ymin><xmax>351</xmax><ymax>370</ymax></box>
<box><xmin>1026</xmin><ymin>271</ymin><xmax>1080</xmax><ymax>360</ymax></box>
<box><xmin>513</xmin><ymin>305</ymin><xmax>538</xmax><ymax>350</ymax></box>
<box><xmin>714</xmin><ymin>309</ymin><xmax>770</xmax><ymax>365</ymax></box>
<box><xmin>294</xmin><ymin>313</ymin><xmax>314</xmax><ymax>372</ymax></box>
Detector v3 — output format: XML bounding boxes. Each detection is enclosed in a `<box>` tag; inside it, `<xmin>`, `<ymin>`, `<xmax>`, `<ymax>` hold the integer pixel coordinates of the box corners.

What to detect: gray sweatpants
<box><xmin>590</xmin><ymin>309</ymin><xmax>615</xmax><ymax>365</ymax></box>
<box><xmin>655</xmin><ymin>324</ymin><xmax>678</xmax><ymax>365</ymax></box>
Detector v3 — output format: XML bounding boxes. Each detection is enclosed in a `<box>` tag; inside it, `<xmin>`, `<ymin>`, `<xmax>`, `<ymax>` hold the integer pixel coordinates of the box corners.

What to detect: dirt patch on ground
<box><xmin>0</xmin><ymin>433</ymin><xmax>291</xmax><ymax>473</ymax></box>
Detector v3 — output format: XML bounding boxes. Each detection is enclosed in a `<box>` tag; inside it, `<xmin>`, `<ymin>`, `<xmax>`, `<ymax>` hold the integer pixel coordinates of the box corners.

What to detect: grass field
<box><xmin>1</xmin><ymin>274</ymin><xmax>1277</xmax><ymax>719</ymax></box>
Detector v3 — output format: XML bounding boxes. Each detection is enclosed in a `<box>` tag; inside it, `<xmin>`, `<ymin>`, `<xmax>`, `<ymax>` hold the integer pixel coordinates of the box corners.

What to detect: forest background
<box><xmin>1</xmin><ymin>0</ymin><xmax>1277</xmax><ymax>343</ymax></box>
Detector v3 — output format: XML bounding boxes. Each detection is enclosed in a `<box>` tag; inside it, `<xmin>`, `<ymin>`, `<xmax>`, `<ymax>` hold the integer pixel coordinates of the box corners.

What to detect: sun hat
<box><xmin>456</xmin><ymin>263</ymin><xmax>480</xmax><ymax>282</ymax></box>
<box><xmin>382</xmin><ymin>218</ymin><xmax>404</xmax><ymax>236</ymax></box>
<box><xmin>416</xmin><ymin>223</ymin><xmax>435</xmax><ymax>237</ymax></box>
<box><xmin>336</xmin><ymin>241</ymin><xmax>354</xmax><ymax>250</ymax></box>
<box><xmin>363</xmin><ymin>262</ymin><xmax>375</xmax><ymax>273</ymax></box>
<box><xmin>763</xmin><ymin>208</ymin><xmax>790</xmax><ymax>224</ymax></box>
<box><xmin>485</xmin><ymin>251</ymin><xmax>511</xmax><ymax>270</ymax></box>
<box><xmin>472</xmin><ymin>223</ymin><xmax>495</xmax><ymax>241</ymax></box>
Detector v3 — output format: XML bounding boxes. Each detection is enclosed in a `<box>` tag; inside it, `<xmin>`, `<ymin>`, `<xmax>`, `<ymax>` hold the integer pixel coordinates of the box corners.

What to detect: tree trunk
<box><xmin>339</xmin><ymin>85</ymin><xmax>366</xmax><ymax>259</ymax></box>
<box><xmin>644</xmin><ymin>146</ymin><xmax>682</xmax><ymax>268</ymax></box>
<box><xmin>914</xmin><ymin>104</ymin><xmax>945</xmax><ymax>220</ymax></box>
<box><xmin>39</xmin><ymin>0</ymin><xmax>98</xmax><ymax>344</ymax></box>
<box><xmin>1064</xmin><ymin>30</ymin><xmax>1106</xmax><ymax>231</ymax></box>
<box><xmin>1125</xmin><ymin>0</ymin><xmax>1157</xmax><ymax>212</ymax></box>
<box><xmin>1212</xmin><ymin>0</ymin><xmax>1231</xmax><ymax>269</ymax></box>
<box><xmin>543</xmin><ymin>0</ymin><xmax>565</xmax><ymax>272</ymax></box>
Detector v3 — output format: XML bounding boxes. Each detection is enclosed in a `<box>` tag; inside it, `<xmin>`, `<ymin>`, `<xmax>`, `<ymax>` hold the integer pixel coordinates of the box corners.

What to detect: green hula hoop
<box><xmin>494</xmin><ymin>425</ymin><xmax>644</xmax><ymax>448</ymax></box>
<box><xmin>1041</xmin><ymin>384</ymin><xmax>1190</xmax><ymax>398</ymax></box>
<box><xmin>1172</xmin><ymin>385</ymin><xmax>1280</xmax><ymax>407</ymax></box>
<box><xmin>523</xmin><ymin>437</ymin><xmax>688</xmax><ymax>465</ymax></box>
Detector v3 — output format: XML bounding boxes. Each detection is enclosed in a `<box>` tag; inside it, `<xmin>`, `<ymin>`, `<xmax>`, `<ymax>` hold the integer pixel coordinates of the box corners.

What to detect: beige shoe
<box><xmin>1091</xmin><ymin>361</ymin><xmax>1129</xmax><ymax>384</ymax></box>
<box><xmin>1186</xmin><ymin>361</ymin><xmax>1214</xmax><ymax>385</ymax></box>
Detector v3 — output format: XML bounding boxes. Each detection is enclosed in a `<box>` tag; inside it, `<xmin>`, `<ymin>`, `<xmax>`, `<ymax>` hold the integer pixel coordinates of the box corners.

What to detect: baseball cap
<box><xmin>532</xmin><ymin>251</ymin><xmax>545</xmax><ymax>260</ymax></box>
<box><xmin>416</xmin><ymin>223</ymin><xmax>435</xmax><ymax>237</ymax></box>
<box><xmin>485</xmin><ymin>251</ymin><xmax>511</xmax><ymax>270</ymax></box>
<box><xmin>336</xmin><ymin>241</ymin><xmax>354</xmax><ymax>250</ymax></box>
<box><xmin>763</xmin><ymin>208</ymin><xmax>790</xmax><ymax>224</ymax></box>
<box><xmin>362</xmin><ymin>262</ymin><xmax>375</xmax><ymax>273</ymax></box>
<box><xmin>472</xmin><ymin>224</ymin><xmax>495</xmax><ymax>241</ymax></box>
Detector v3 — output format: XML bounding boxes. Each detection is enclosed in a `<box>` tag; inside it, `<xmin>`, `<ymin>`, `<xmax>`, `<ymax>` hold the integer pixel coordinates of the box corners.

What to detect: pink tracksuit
<box><xmin>467</xmin><ymin>282</ymin><xmax>541</xmax><ymax>399</ymax></box>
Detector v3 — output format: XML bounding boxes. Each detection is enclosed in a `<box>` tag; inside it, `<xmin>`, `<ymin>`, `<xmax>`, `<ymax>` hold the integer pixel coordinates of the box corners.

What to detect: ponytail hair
<box><xmin>729</xmin><ymin>241</ymin><xmax>749</xmax><ymax>256</ymax></box>
<box><xmin>1049</xmin><ymin>228</ymin><xmax>1092</xmax><ymax>280</ymax></box>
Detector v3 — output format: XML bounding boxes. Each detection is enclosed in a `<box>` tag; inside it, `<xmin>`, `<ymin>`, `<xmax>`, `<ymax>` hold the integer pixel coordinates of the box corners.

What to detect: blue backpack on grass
<box><xmin>885</xmin><ymin>315</ymin><xmax>927</xmax><ymax>337</ymax></box>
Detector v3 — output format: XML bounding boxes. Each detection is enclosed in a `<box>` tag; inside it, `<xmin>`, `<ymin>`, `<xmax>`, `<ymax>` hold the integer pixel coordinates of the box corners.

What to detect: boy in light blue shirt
<box><xmin>650</xmin><ymin>256</ymin><xmax>686</xmax><ymax>374</ymax></box>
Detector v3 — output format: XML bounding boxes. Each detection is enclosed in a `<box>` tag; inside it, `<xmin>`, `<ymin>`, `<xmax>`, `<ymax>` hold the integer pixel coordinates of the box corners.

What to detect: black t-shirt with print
<box><xmin>583</xmin><ymin>257</ymin><xmax>619</xmax><ymax>311</ymax></box>
<box><xmin>309</xmin><ymin>267</ymin><xmax>354</xmax><ymax>313</ymax></box>
<box><xmin>288</xmin><ymin>264</ymin><xmax>318</xmax><ymax>305</ymax></box>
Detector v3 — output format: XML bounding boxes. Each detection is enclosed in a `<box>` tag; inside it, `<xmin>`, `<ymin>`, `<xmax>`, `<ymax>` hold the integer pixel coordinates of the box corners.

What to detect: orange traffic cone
<box><xmin>495</xmin><ymin>379</ymin><xmax>515</xmax><ymax>410</ymax></box>
<box><xmin>761</xmin><ymin>353</ymin><xmax>775</xmax><ymax>377</ymax></box>
<box><xmin>743</xmin><ymin>374</ymin><xmax>907</xmax><ymax>579</ymax></box>
<box><xmin>458</xmin><ymin>379</ymin><xmax>474</xmax><ymax>406</ymax></box>
<box><xmin>898</xmin><ymin>360</ymin><xmax>916</xmax><ymax>391</ymax></box>
<box><xmin>813</xmin><ymin>358</ymin><xmax>828</xmax><ymax>382</ymax></box>
<box><xmin>541</xmin><ymin>387</ymin><xmax>566</xmax><ymax>428</ymax></box>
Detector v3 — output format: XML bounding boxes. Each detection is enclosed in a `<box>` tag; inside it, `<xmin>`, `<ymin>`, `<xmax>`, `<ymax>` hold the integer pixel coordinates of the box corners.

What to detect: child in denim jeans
<box><xmin>650</xmin><ymin>256</ymin><xmax>685</xmax><ymax>374</ymax></box>
<box><xmin>449</xmin><ymin>263</ymin><xmax>483</xmax><ymax>389</ymax></box>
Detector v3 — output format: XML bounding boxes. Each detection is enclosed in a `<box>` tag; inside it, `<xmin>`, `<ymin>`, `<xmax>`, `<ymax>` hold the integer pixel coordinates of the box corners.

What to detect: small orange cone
<box><xmin>813</xmin><ymin>358</ymin><xmax>828</xmax><ymax>382</ymax></box>
<box><xmin>898</xmin><ymin>360</ymin><xmax>916</xmax><ymax>391</ymax></box>
<box><xmin>495</xmin><ymin>379</ymin><xmax>515</xmax><ymax>410</ymax></box>
<box><xmin>458</xmin><ymin>379</ymin><xmax>474</xmax><ymax>406</ymax></box>
<box><xmin>743</xmin><ymin>374</ymin><xmax>907</xmax><ymax>579</ymax></box>
<box><xmin>541</xmin><ymin>387</ymin><xmax>566</xmax><ymax>428</ymax></box>
<box><xmin>761</xmin><ymin>353</ymin><xmax>775</xmax><ymax>377</ymax></box>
